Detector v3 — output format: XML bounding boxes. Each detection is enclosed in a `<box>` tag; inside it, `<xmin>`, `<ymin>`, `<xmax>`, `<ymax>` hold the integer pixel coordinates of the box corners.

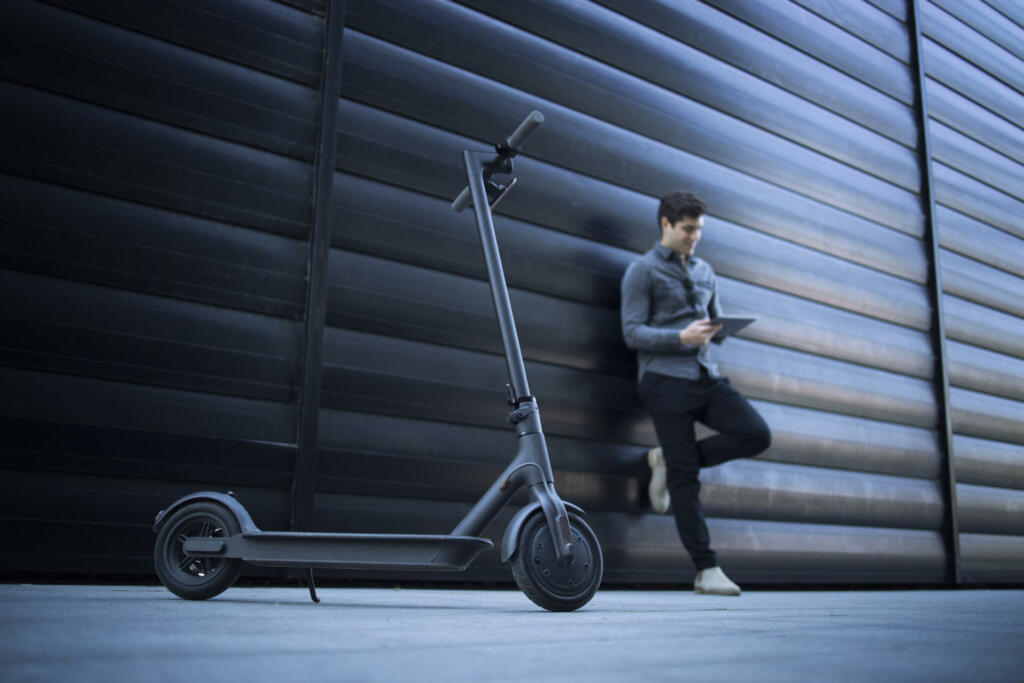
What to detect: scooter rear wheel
<box><xmin>154</xmin><ymin>501</ymin><xmax>243</xmax><ymax>600</ymax></box>
<box><xmin>510</xmin><ymin>512</ymin><xmax>603</xmax><ymax>611</ymax></box>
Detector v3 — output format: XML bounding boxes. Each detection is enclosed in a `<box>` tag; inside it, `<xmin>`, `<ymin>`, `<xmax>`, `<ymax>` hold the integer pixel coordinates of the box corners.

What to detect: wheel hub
<box><xmin>526</xmin><ymin>524</ymin><xmax>594</xmax><ymax>592</ymax></box>
<box><xmin>170</xmin><ymin>516</ymin><xmax>226</xmax><ymax>579</ymax></box>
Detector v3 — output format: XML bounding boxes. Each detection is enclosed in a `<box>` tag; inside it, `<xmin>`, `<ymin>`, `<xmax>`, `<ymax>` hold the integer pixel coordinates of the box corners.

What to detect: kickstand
<box><xmin>306</xmin><ymin>567</ymin><xmax>320</xmax><ymax>603</ymax></box>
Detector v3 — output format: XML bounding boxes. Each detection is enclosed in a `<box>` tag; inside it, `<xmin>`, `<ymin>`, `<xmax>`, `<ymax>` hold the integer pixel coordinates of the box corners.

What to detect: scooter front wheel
<box><xmin>510</xmin><ymin>512</ymin><xmax>603</xmax><ymax>611</ymax></box>
<box><xmin>154</xmin><ymin>501</ymin><xmax>243</xmax><ymax>600</ymax></box>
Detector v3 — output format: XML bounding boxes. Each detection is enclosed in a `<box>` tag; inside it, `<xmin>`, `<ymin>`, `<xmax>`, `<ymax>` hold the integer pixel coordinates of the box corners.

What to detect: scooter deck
<box><xmin>182</xmin><ymin>531</ymin><xmax>493</xmax><ymax>571</ymax></box>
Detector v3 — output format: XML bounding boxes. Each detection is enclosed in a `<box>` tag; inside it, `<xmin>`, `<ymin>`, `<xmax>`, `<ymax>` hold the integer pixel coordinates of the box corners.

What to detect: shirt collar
<box><xmin>654</xmin><ymin>242</ymin><xmax>694</xmax><ymax>266</ymax></box>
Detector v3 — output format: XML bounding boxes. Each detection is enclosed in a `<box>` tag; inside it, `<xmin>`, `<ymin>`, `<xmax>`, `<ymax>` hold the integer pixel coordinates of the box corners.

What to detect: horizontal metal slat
<box><xmin>0</xmin><ymin>269</ymin><xmax>302</xmax><ymax>401</ymax></box>
<box><xmin>0</xmin><ymin>469</ymin><xmax>290</xmax><ymax>528</ymax></box>
<box><xmin>350</xmin><ymin>0</ymin><xmax>919</xmax><ymax>195</ymax></box>
<box><xmin>345</xmin><ymin>2</ymin><xmax>921</xmax><ymax>207</ymax></box>
<box><xmin>321</xmin><ymin>324</ymin><xmax>941</xmax><ymax>454</ymax></box>
<box><xmin>704</xmin><ymin>520</ymin><xmax>945</xmax><ymax>583</ymax></box>
<box><xmin>0</xmin><ymin>367</ymin><xmax>296</xmax><ymax>444</ymax></box>
<box><xmin>0</xmin><ymin>519</ymin><xmax>153</xmax><ymax>573</ymax></box>
<box><xmin>600</xmin><ymin>514</ymin><xmax>946</xmax><ymax>583</ymax></box>
<box><xmin>933</xmin><ymin>162</ymin><xmax>1024</xmax><ymax>241</ymax></box>
<box><xmin>937</xmin><ymin>204</ymin><xmax>1024</xmax><ymax>278</ymax></box>
<box><xmin>931</xmin><ymin>121</ymin><xmax>1024</xmax><ymax>201</ymax></box>
<box><xmin>326</xmin><ymin>248</ymin><xmax>629</xmax><ymax>375</ymax></box>
<box><xmin>321</xmin><ymin>395</ymin><xmax>942</xmax><ymax>491</ymax></box>
<box><xmin>0</xmin><ymin>416</ymin><xmax>293</xmax><ymax>486</ymax></box>
<box><xmin>864</xmin><ymin>0</ymin><xmax>907</xmax><ymax>22</ymax></box>
<box><xmin>924</xmin><ymin>35</ymin><xmax>1024</xmax><ymax>134</ymax></box>
<box><xmin>0</xmin><ymin>175</ymin><xmax>307</xmax><ymax>318</ymax></box>
<box><xmin>947</xmin><ymin>339</ymin><xmax>1024</xmax><ymax>402</ymax></box>
<box><xmin>319</xmin><ymin>401</ymin><xmax>942</xmax><ymax>497</ymax></box>
<box><xmin>333</xmin><ymin>173</ymin><xmax>631</xmax><ymax>309</ymax></box>
<box><xmin>929</xmin><ymin>0</ymin><xmax>1024</xmax><ymax>63</ymax></box>
<box><xmin>3</xmin><ymin>267</ymin><xmax>302</xmax><ymax>359</ymax></box>
<box><xmin>590</xmin><ymin>0</ymin><xmax>918</xmax><ymax>144</ymax></box>
<box><xmin>0</xmin><ymin>81</ymin><xmax>312</xmax><ymax>237</ymax></box>
<box><xmin>789</xmin><ymin>0</ymin><xmax>910</xmax><ymax>61</ymax></box>
<box><xmin>319</xmin><ymin>409</ymin><xmax>639</xmax><ymax>477</ymax></box>
<box><xmin>316</xmin><ymin>441</ymin><xmax>638</xmax><ymax>512</ymax></box>
<box><xmin>719</xmin><ymin>278</ymin><xmax>933</xmax><ymax>379</ymax></box>
<box><xmin>36</xmin><ymin>0</ymin><xmax>323</xmax><ymax>85</ymax></box>
<box><xmin>335</xmin><ymin>99</ymin><xmax>931</xmax><ymax>290</ymax></box>
<box><xmin>950</xmin><ymin>386</ymin><xmax>1024</xmax><ymax>445</ymax></box>
<box><xmin>320</xmin><ymin>393</ymin><xmax>943</xmax><ymax>499</ymax></box>
<box><xmin>702</xmin><ymin>0</ymin><xmax>913</xmax><ymax>100</ymax></box>
<box><xmin>944</xmin><ymin>293</ymin><xmax>1024</xmax><ymax>359</ymax></box>
<box><xmin>718</xmin><ymin>339</ymin><xmax>937</xmax><ymax>428</ymax></box>
<box><xmin>927</xmin><ymin>78</ymin><xmax>1024</xmax><ymax>168</ymax></box>
<box><xmin>923</xmin><ymin>0</ymin><xmax>1024</xmax><ymax>97</ymax></box>
<box><xmin>983</xmin><ymin>0</ymin><xmax>1024</xmax><ymax>32</ymax></box>
<box><xmin>959</xmin><ymin>532</ymin><xmax>1024</xmax><ymax>582</ymax></box>
<box><xmin>339</xmin><ymin>30</ymin><xmax>927</xmax><ymax>266</ymax></box>
<box><xmin>328</xmin><ymin>246</ymin><xmax>934</xmax><ymax>384</ymax></box>
<box><xmin>278</xmin><ymin>0</ymin><xmax>323</xmax><ymax>13</ymax></box>
<box><xmin>957</xmin><ymin>483</ymin><xmax>1024</xmax><ymax>535</ymax></box>
<box><xmin>320</xmin><ymin>327</ymin><xmax>649</xmax><ymax>444</ymax></box>
<box><xmin>700</xmin><ymin>459</ymin><xmax>942</xmax><ymax>530</ymax></box>
<box><xmin>334</xmin><ymin>172</ymin><xmax>933</xmax><ymax>343</ymax></box>
<box><xmin>0</xmin><ymin>470</ymin><xmax>291</xmax><ymax>574</ymax></box>
<box><xmin>953</xmin><ymin>434</ymin><xmax>1024</xmax><ymax>490</ymax></box>
<box><xmin>1</xmin><ymin>1</ymin><xmax>317</xmax><ymax>160</ymax></box>
<box><xmin>746</xmin><ymin>402</ymin><xmax>940</xmax><ymax>479</ymax></box>
<box><xmin>941</xmin><ymin>249</ymin><xmax>1024</xmax><ymax>318</ymax></box>
<box><xmin>697</xmin><ymin>219</ymin><xmax>930</xmax><ymax>327</ymax></box>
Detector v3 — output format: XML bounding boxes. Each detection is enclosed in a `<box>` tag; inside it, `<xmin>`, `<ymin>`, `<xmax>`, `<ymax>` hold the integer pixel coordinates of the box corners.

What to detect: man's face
<box><xmin>660</xmin><ymin>215</ymin><xmax>704</xmax><ymax>256</ymax></box>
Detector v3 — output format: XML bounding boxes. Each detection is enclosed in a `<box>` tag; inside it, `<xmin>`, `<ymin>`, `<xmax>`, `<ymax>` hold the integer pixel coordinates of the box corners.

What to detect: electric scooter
<box><xmin>152</xmin><ymin>111</ymin><xmax>604</xmax><ymax>611</ymax></box>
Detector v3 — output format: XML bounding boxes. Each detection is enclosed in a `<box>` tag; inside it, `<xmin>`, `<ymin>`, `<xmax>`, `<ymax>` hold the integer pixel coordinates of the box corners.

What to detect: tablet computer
<box><xmin>709</xmin><ymin>315</ymin><xmax>756</xmax><ymax>339</ymax></box>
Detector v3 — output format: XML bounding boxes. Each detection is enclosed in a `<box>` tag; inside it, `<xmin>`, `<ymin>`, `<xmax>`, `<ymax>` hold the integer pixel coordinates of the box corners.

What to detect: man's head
<box><xmin>658</xmin><ymin>191</ymin><xmax>706</xmax><ymax>257</ymax></box>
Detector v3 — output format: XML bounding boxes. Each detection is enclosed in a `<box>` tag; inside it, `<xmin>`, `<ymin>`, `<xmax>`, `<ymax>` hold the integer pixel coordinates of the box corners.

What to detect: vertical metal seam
<box><xmin>908</xmin><ymin>0</ymin><xmax>962</xmax><ymax>584</ymax></box>
<box><xmin>291</xmin><ymin>0</ymin><xmax>346</xmax><ymax>532</ymax></box>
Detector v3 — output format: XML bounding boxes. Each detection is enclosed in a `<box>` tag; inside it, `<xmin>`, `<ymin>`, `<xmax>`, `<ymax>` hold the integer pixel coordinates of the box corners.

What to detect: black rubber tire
<box><xmin>510</xmin><ymin>512</ymin><xmax>603</xmax><ymax>612</ymax></box>
<box><xmin>154</xmin><ymin>501</ymin><xmax>243</xmax><ymax>600</ymax></box>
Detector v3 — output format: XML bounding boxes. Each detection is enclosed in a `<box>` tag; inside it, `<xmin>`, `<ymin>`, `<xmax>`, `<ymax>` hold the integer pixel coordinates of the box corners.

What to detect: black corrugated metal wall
<box><xmin>1</xmin><ymin>0</ymin><xmax>1021</xmax><ymax>584</ymax></box>
<box><xmin>1</xmin><ymin>0</ymin><xmax>326</xmax><ymax>574</ymax></box>
<box><xmin>920</xmin><ymin>0</ymin><xmax>1024</xmax><ymax>582</ymax></box>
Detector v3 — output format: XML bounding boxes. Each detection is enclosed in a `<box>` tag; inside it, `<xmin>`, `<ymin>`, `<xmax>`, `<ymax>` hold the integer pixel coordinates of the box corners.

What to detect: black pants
<box><xmin>638</xmin><ymin>370</ymin><xmax>771</xmax><ymax>571</ymax></box>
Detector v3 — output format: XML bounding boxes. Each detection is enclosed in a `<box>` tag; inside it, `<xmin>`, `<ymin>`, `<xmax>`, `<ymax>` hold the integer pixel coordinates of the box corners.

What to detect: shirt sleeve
<box><xmin>620</xmin><ymin>260</ymin><xmax>686</xmax><ymax>352</ymax></box>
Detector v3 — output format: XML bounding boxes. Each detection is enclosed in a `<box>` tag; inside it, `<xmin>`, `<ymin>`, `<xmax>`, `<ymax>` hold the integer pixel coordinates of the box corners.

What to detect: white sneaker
<box><xmin>647</xmin><ymin>447</ymin><xmax>670</xmax><ymax>514</ymax></box>
<box><xmin>694</xmin><ymin>566</ymin><xmax>741</xmax><ymax>596</ymax></box>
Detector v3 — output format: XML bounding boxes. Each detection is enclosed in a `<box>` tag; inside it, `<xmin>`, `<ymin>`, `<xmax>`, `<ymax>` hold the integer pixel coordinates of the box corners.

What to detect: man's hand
<box><xmin>679</xmin><ymin>318</ymin><xmax>722</xmax><ymax>346</ymax></box>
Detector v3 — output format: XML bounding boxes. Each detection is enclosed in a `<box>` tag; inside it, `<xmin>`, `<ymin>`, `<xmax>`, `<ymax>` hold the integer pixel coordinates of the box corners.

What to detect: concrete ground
<box><xmin>1</xmin><ymin>584</ymin><xmax>1022</xmax><ymax>682</ymax></box>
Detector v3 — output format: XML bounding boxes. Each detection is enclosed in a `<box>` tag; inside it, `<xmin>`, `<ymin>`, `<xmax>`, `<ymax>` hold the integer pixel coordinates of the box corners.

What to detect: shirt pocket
<box><xmin>651</xmin><ymin>278</ymin><xmax>693</xmax><ymax>319</ymax></box>
<box><xmin>690</xmin><ymin>275</ymin><xmax>714</xmax><ymax>311</ymax></box>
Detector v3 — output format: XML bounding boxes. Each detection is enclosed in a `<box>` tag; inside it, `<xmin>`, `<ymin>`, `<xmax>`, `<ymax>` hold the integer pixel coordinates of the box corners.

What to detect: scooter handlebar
<box><xmin>452</xmin><ymin>186</ymin><xmax>472</xmax><ymax>213</ymax></box>
<box><xmin>504</xmin><ymin>110</ymin><xmax>544</xmax><ymax>151</ymax></box>
<box><xmin>451</xmin><ymin>111</ymin><xmax>544</xmax><ymax>212</ymax></box>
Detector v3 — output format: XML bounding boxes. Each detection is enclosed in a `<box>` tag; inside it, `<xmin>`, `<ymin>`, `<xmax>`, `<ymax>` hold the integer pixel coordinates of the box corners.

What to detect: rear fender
<box><xmin>152</xmin><ymin>491</ymin><xmax>260</xmax><ymax>534</ymax></box>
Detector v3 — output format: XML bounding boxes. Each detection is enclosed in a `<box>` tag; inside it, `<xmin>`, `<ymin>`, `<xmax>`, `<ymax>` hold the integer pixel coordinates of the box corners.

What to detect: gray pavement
<box><xmin>1</xmin><ymin>584</ymin><xmax>1023</xmax><ymax>682</ymax></box>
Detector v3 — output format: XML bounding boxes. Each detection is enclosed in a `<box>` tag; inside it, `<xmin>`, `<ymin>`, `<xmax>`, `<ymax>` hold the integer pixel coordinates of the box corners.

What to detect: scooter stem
<box><xmin>463</xmin><ymin>149</ymin><xmax>531</xmax><ymax>402</ymax></box>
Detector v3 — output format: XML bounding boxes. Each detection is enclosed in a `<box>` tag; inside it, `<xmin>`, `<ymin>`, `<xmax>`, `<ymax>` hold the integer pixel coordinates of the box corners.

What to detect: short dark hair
<box><xmin>658</xmin><ymin>191</ymin><xmax>706</xmax><ymax>231</ymax></box>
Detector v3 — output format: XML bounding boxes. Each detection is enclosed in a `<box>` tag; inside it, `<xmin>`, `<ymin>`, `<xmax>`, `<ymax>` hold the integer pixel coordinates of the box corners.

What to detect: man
<box><xmin>620</xmin><ymin>191</ymin><xmax>771</xmax><ymax>596</ymax></box>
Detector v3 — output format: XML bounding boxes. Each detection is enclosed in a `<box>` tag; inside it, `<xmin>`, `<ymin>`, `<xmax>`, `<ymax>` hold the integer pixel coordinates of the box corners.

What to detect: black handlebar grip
<box><xmin>504</xmin><ymin>110</ymin><xmax>545</xmax><ymax>150</ymax></box>
<box><xmin>452</xmin><ymin>186</ymin><xmax>472</xmax><ymax>213</ymax></box>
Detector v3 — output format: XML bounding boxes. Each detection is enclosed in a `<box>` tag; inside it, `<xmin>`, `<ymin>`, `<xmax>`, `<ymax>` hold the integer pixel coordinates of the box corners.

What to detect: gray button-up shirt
<box><xmin>620</xmin><ymin>243</ymin><xmax>723</xmax><ymax>382</ymax></box>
